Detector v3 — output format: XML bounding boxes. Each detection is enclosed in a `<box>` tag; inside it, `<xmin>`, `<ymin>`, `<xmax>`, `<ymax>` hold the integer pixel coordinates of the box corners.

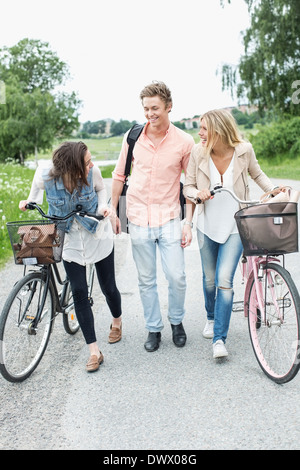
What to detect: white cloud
<box><xmin>1</xmin><ymin>0</ymin><xmax>250</xmax><ymax>122</ymax></box>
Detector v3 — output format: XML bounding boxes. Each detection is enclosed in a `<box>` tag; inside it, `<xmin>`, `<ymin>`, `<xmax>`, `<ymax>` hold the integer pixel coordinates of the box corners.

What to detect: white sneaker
<box><xmin>213</xmin><ymin>340</ymin><xmax>228</xmax><ymax>358</ymax></box>
<box><xmin>203</xmin><ymin>320</ymin><xmax>214</xmax><ymax>339</ymax></box>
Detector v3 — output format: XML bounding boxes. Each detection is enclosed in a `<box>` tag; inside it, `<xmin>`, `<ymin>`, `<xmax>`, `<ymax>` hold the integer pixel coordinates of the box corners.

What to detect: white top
<box><xmin>196</xmin><ymin>154</ymin><xmax>239</xmax><ymax>243</ymax></box>
<box><xmin>28</xmin><ymin>164</ymin><xmax>114</xmax><ymax>265</ymax></box>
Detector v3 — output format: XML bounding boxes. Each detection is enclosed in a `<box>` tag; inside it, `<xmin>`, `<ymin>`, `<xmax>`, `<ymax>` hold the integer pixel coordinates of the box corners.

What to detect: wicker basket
<box><xmin>6</xmin><ymin>219</ymin><xmax>66</xmax><ymax>265</ymax></box>
<box><xmin>234</xmin><ymin>202</ymin><xmax>298</xmax><ymax>256</ymax></box>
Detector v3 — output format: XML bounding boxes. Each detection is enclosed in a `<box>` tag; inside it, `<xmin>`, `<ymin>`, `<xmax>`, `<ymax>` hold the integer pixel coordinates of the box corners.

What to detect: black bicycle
<box><xmin>0</xmin><ymin>203</ymin><xmax>103</xmax><ymax>383</ymax></box>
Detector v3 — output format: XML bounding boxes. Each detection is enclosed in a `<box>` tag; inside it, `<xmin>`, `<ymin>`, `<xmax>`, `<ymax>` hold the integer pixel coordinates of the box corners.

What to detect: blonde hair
<box><xmin>201</xmin><ymin>109</ymin><xmax>243</xmax><ymax>155</ymax></box>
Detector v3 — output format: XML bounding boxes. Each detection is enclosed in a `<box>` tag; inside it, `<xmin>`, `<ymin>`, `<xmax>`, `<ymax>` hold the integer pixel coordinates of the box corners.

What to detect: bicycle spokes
<box><xmin>0</xmin><ymin>273</ymin><xmax>54</xmax><ymax>382</ymax></box>
<box><xmin>247</xmin><ymin>263</ymin><xmax>300</xmax><ymax>384</ymax></box>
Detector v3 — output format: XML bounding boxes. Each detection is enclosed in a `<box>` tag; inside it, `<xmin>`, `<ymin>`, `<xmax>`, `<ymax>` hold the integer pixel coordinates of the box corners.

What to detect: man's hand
<box><xmin>181</xmin><ymin>224</ymin><xmax>192</xmax><ymax>248</ymax></box>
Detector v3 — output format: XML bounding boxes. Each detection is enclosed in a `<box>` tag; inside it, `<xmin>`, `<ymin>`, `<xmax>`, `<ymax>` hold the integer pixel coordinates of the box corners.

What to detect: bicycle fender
<box><xmin>244</xmin><ymin>269</ymin><xmax>254</xmax><ymax>317</ymax></box>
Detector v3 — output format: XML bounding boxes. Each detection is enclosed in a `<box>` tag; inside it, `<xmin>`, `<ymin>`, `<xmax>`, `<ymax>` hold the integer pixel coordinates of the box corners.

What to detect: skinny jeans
<box><xmin>197</xmin><ymin>230</ymin><xmax>243</xmax><ymax>343</ymax></box>
<box><xmin>63</xmin><ymin>248</ymin><xmax>121</xmax><ymax>344</ymax></box>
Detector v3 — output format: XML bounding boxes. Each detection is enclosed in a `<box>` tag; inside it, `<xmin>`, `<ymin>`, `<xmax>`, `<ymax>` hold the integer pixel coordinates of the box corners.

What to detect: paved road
<box><xmin>0</xmin><ymin>178</ymin><xmax>300</xmax><ymax>450</ymax></box>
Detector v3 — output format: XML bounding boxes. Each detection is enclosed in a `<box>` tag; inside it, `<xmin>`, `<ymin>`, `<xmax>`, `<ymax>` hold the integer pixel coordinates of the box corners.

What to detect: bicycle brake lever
<box><xmin>85</xmin><ymin>212</ymin><xmax>104</xmax><ymax>220</ymax></box>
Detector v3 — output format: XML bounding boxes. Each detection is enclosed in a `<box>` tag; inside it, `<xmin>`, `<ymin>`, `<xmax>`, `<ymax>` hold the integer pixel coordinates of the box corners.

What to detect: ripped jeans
<box><xmin>197</xmin><ymin>230</ymin><xmax>243</xmax><ymax>344</ymax></box>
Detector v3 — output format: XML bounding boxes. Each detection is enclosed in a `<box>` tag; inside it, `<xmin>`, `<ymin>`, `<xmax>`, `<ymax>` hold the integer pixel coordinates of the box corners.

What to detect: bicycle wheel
<box><xmin>247</xmin><ymin>262</ymin><xmax>300</xmax><ymax>384</ymax></box>
<box><xmin>62</xmin><ymin>264</ymin><xmax>94</xmax><ymax>335</ymax></box>
<box><xmin>0</xmin><ymin>272</ymin><xmax>55</xmax><ymax>383</ymax></box>
<box><xmin>62</xmin><ymin>281</ymin><xmax>80</xmax><ymax>335</ymax></box>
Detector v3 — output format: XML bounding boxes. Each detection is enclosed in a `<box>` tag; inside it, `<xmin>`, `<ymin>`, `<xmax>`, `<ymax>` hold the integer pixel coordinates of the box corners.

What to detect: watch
<box><xmin>184</xmin><ymin>221</ymin><xmax>193</xmax><ymax>228</ymax></box>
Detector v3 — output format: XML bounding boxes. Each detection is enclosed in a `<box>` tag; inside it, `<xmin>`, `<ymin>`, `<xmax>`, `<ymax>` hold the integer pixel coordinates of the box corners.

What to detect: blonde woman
<box><xmin>183</xmin><ymin>109</ymin><xmax>281</xmax><ymax>359</ymax></box>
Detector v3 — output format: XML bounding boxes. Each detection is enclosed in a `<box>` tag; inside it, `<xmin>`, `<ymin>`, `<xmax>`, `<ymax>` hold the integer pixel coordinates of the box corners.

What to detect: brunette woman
<box><xmin>19</xmin><ymin>141</ymin><xmax>122</xmax><ymax>372</ymax></box>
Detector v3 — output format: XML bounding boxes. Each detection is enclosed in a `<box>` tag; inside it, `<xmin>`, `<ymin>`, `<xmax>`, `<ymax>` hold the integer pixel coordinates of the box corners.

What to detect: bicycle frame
<box><xmin>192</xmin><ymin>184</ymin><xmax>300</xmax><ymax>383</ymax></box>
<box><xmin>25</xmin><ymin>264</ymin><xmax>68</xmax><ymax>331</ymax></box>
<box><xmin>18</xmin><ymin>202</ymin><xmax>103</xmax><ymax>329</ymax></box>
<box><xmin>208</xmin><ymin>185</ymin><xmax>293</xmax><ymax>326</ymax></box>
<box><xmin>243</xmin><ymin>255</ymin><xmax>282</xmax><ymax>320</ymax></box>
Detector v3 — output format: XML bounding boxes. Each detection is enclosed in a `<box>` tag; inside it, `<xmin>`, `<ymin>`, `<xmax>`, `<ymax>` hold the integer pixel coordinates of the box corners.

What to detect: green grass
<box><xmin>0</xmin><ymin>163</ymin><xmax>47</xmax><ymax>268</ymax></box>
<box><xmin>40</xmin><ymin>135</ymin><xmax>124</xmax><ymax>160</ymax></box>
<box><xmin>259</xmin><ymin>155</ymin><xmax>300</xmax><ymax>180</ymax></box>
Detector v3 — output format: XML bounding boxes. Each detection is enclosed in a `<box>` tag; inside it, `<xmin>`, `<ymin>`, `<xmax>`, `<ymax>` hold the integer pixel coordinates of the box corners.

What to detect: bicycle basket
<box><xmin>234</xmin><ymin>202</ymin><xmax>298</xmax><ymax>256</ymax></box>
<box><xmin>6</xmin><ymin>219</ymin><xmax>66</xmax><ymax>265</ymax></box>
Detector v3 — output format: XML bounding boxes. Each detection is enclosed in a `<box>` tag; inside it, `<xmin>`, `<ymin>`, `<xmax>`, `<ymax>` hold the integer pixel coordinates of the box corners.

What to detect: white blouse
<box><xmin>196</xmin><ymin>154</ymin><xmax>239</xmax><ymax>244</ymax></box>
<box><xmin>27</xmin><ymin>164</ymin><xmax>114</xmax><ymax>265</ymax></box>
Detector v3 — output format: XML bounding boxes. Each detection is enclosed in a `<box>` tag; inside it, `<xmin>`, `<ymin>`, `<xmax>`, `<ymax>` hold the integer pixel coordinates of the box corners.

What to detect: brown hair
<box><xmin>201</xmin><ymin>109</ymin><xmax>244</xmax><ymax>155</ymax></box>
<box><xmin>49</xmin><ymin>141</ymin><xmax>89</xmax><ymax>192</ymax></box>
<box><xmin>139</xmin><ymin>81</ymin><xmax>172</xmax><ymax>109</ymax></box>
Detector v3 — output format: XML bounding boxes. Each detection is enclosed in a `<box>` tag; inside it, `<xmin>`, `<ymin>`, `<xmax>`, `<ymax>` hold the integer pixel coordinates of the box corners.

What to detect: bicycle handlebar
<box><xmin>196</xmin><ymin>185</ymin><xmax>260</xmax><ymax>205</ymax></box>
<box><xmin>25</xmin><ymin>202</ymin><xmax>105</xmax><ymax>221</ymax></box>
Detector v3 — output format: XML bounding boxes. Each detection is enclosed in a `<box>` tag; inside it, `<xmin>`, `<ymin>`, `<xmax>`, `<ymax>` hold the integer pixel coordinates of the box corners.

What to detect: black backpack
<box><xmin>116</xmin><ymin>123</ymin><xmax>186</xmax><ymax>232</ymax></box>
<box><xmin>122</xmin><ymin>123</ymin><xmax>186</xmax><ymax>213</ymax></box>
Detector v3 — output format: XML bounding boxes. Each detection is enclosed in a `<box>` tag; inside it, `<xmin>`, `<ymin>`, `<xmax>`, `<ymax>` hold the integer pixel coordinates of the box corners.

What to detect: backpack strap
<box><xmin>124</xmin><ymin>123</ymin><xmax>144</xmax><ymax>179</ymax></box>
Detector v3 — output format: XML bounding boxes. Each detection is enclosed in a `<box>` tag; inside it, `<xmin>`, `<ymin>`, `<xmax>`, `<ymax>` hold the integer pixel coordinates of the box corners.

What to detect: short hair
<box><xmin>200</xmin><ymin>109</ymin><xmax>243</xmax><ymax>154</ymax></box>
<box><xmin>140</xmin><ymin>81</ymin><xmax>172</xmax><ymax>109</ymax></box>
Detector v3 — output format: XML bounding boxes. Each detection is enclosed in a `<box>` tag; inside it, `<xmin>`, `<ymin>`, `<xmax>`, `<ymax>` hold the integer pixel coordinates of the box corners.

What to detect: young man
<box><xmin>111</xmin><ymin>81</ymin><xmax>194</xmax><ymax>352</ymax></box>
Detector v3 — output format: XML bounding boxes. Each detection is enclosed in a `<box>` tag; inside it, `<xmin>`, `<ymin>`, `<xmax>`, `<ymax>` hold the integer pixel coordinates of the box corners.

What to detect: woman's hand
<box><xmin>272</xmin><ymin>185</ymin><xmax>285</xmax><ymax>196</ymax></box>
<box><xmin>100</xmin><ymin>206</ymin><xmax>114</xmax><ymax>218</ymax></box>
<box><xmin>19</xmin><ymin>200</ymin><xmax>28</xmax><ymax>211</ymax></box>
<box><xmin>101</xmin><ymin>206</ymin><xmax>122</xmax><ymax>234</ymax></box>
<box><xmin>196</xmin><ymin>188</ymin><xmax>212</xmax><ymax>203</ymax></box>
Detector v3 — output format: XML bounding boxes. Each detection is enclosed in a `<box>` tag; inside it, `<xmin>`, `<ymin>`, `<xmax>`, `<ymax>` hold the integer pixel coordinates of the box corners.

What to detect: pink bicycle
<box><xmin>211</xmin><ymin>186</ymin><xmax>300</xmax><ymax>384</ymax></box>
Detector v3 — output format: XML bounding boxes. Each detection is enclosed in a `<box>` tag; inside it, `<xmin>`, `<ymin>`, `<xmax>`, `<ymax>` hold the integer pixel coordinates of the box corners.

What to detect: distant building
<box><xmin>223</xmin><ymin>104</ymin><xmax>258</xmax><ymax>115</ymax></box>
<box><xmin>105</xmin><ymin>118</ymin><xmax>113</xmax><ymax>135</ymax></box>
<box><xmin>180</xmin><ymin>117</ymin><xmax>200</xmax><ymax>129</ymax></box>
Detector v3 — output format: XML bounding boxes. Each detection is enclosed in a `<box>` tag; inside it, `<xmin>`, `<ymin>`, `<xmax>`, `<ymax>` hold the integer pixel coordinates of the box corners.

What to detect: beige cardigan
<box><xmin>183</xmin><ymin>141</ymin><xmax>274</xmax><ymax>212</ymax></box>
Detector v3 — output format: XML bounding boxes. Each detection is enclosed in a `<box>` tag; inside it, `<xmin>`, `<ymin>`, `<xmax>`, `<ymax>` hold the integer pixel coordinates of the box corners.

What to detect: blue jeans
<box><xmin>129</xmin><ymin>218</ymin><xmax>186</xmax><ymax>332</ymax></box>
<box><xmin>197</xmin><ymin>230</ymin><xmax>243</xmax><ymax>344</ymax></box>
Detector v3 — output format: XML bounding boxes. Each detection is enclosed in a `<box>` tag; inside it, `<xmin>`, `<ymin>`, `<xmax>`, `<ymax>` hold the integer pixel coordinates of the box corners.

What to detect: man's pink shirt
<box><xmin>112</xmin><ymin>122</ymin><xmax>194</xmax><ymax>227</ymax></box>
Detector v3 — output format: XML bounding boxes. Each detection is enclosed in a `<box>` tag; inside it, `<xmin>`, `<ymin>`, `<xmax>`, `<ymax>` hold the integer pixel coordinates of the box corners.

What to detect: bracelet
<box><xmin>184</xmin><ymin>221</ymin><xmax>193</xmax><ymax>228</ymax></box>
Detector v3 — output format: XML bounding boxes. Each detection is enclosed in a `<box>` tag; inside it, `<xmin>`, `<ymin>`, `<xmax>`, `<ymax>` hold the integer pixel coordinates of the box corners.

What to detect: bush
<box><xmin>250</xmin><ymin>116</ymin><xmax>300</xmax><ymax>159</ymax></box>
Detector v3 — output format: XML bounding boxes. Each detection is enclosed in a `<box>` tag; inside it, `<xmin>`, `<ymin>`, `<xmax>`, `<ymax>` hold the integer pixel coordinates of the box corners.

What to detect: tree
<box><xmin>173</xmin><ymin>121</ymin><xmax>186</xmax><ymax>130</ymax></box>
<box><xmin>110</xmin><ymin>120</ymin><xmax>136</xmax><ymax>136</ymax></box>
<box><xmin>0</xmin><ymin>38</ymin><xmax>69</xmax><ymax>93</ymax></box>
<box><xmin>221</xmin><ymin>0</ymin><xmax>300</xmax><ymax>116</ymax></box>
<box><xmin>0</xmin><ymin>39</ymin><xmax>81</xmax><ymax>162</ymax></box>
<box><xmin>81</xmin><ymin>120</ymin><xmax>107</xmax><ymax>135</ymax></box>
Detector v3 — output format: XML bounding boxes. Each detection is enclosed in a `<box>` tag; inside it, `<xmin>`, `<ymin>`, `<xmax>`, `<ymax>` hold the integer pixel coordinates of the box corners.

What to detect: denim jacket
<box><xmin>42</xmin><ymin>167</ymin><xmax>99</xmax><ymax>233</ymax></box>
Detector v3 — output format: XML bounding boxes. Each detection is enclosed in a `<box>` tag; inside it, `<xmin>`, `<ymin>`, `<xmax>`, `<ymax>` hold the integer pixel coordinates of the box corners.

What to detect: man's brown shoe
<box><xmin>86</xmin><ymin>351</ymin><xmax>104</xmax><ymax>372</ymax></box>
<box><xmin>108</xmin><ymin>323</ymin><xmax>122</xmax><ymax>343</ymax></box>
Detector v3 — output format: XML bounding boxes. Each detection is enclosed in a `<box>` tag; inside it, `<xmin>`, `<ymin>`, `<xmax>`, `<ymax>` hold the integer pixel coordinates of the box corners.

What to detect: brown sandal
<box><xmin>108</xmin><ymin>323</ymin><xmax>122</xmax><ymax>344</ymax></box>
<box><xmin>86</xmin><ymin>351</ymin><xmax>104</xmax><ymax>372</ymax></box>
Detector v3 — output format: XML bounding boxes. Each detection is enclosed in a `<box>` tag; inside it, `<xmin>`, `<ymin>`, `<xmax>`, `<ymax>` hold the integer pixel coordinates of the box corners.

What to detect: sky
<box><xmin>0</xmin><ymin>0</ymin><xmax>250</xmax><ymax>124</ymax></box>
